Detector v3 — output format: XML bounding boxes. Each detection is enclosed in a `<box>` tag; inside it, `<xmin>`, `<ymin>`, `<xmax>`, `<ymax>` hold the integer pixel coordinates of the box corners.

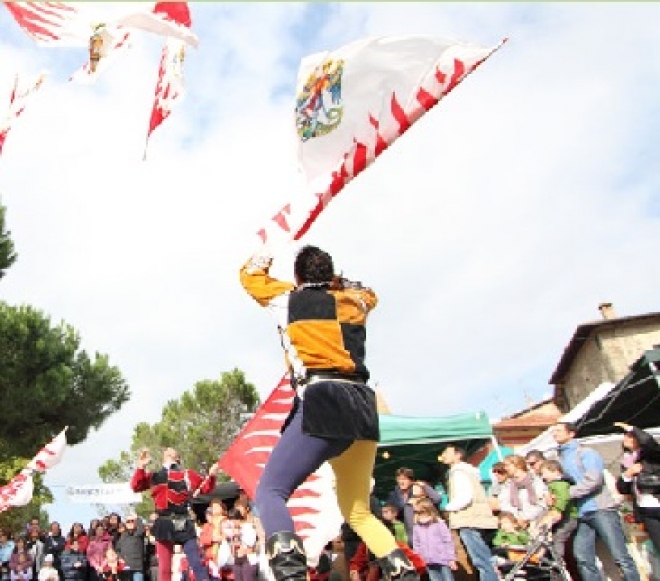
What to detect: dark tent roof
<box><xmin>190</xmin><ymin>480</ymin><xmax>242</xmax><ymax>524</ymax></box>
<box><xmin>193</xmin><ymin>480</ymin><xmax>242</xmax><ymax>505</ymax></box>
<box><xmin>577</xmin><ymin>347</ymin><xmax>660</xmax><ymax>438</ymax></box>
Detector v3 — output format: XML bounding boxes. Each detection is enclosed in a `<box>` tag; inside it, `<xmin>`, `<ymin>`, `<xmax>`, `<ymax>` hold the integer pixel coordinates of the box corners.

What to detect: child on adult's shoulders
<box><xmin>539</xmin><ymin>459</ymin><xmax>578</xmax><ymax>560</ymax></box>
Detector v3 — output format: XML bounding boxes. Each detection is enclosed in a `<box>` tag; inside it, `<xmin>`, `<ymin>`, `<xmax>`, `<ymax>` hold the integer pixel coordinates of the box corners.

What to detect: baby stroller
<box><xmin>497</xmin><ymin>525</ymin><xmax>571</xmax><ymax>581</ymax></box>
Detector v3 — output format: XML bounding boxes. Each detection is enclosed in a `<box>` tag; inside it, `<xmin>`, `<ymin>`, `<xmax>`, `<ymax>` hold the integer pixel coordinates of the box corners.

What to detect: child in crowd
<box><xmin>9</xmin><ymin>537</ymin><xmax>32</xmax><ymax>581</ymax></box>
<box><xmin>349</xmin><ymin>520</ymin><xmax>426</xmax><ymax>581</ymax></box>
<box><xmin>540</xmin><ymin>460</ymin><xmax>578</xmax><ymax>560</ymax></box>
<box><xmin>381</xmin><ymin>504</ymin><xmax>408</xmax><ymax>546</ymax></box>
<box><xmin>492</xmin><ymin>512</ymin><xmax>530</xmax><ymax>549</ymax></box>
<box><xmin>412</xmin><ymin>499</ymin><xmax>456</xmax><ymax>581</ymax></box>
<box><xmin>100</xmin><ymin>547</ymin><xmax>125</xmax><ymax>581</ymax></box>
<box><xmin>38</xmin><ymin>555</ymin><xmax>59</xmax><ymax>581</ymax></box>
<box><xmin>491</xmin><ymin>512</ymin><xmax>532</xmax><ymax>574</ymax></box>
<box><xmin>9</xmin><ymin>553</ymin><xmax>32</xmax><ymax>581</ymax></box>
<box><xmin>226</xmin><ymin>508</ymin><xmax>258</xmax><ymax>581</ymax></box>
<box><xmin>171</xmin><ymin>545</ymin><xmax>188</xmax><ymax>581</ymax></box>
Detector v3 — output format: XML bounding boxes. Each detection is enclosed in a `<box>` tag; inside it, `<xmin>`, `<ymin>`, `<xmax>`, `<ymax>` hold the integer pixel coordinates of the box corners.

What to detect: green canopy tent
<box><xmin>373</xmin><ymin>411</ymin><xmax>494</xmax><ymax>500</ymax></box>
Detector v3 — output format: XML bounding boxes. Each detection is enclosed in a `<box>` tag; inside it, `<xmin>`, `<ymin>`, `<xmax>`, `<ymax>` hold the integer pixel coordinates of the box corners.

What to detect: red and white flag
<box><xmin>69</xmin><ymin>29</ymin><xmax>132</xmax><ymax>84</ymax></box>
<box><xmin>256</xmin><ymin>34</ymin><xmax>505</xmax><ymax>246</ymax></box>
<box><xmin>0</xmin><ymin>72</ymin><xmax>46</xmax><ymax>157</ymax></box>
<box><xmin>219</xmin><ymin>375</ymin><xmax>343</xmax><ymax>564</ymax></box>
<box><xmin>4</xmin><ymin>2</ymin><xmax>197</xmax><ymax>46</ymax></box>
<box><xmin>4</xmin><ymin>2</ymin><xmax>198</xmax><ymax>83</ymax></box>
<box><xmin>121</xmin><ymin>1</ymin><xmax>198</xmax><ymax>49</ymax></box>
<box><xmin>0</xmin><ymin>428</ymin><xmax>68</xmax><ymax>513</ymax></box>
<box><xmin>3</xmin><ymin>2</ymin><xmax>88</xmax><ymax>46</ymax></box>
<box><xmin>144</xmin><ymin>37</ymin><xmax>187</xmax><ymax>158</ymax></box>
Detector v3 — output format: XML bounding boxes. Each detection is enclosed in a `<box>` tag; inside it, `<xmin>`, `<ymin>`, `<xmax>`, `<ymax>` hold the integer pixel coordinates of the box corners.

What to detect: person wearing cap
<box><xmin>130</xmin><ymin>447</ymin><xmax>218</xmax><ymax>581</ymax></box>
<box><xmin>38</xmin><ymin>556</ymin><xmax>58</xmax><ymax>581</ymax></box>
<box><xmin>115</xmin><ymin>515</ymin><xmax>145</xmax><ymax>581</ymax></box>
<box><xmin>240</xmin><ymin>245</ymin><xmax>418</xmax><ymax>581</ymax></box>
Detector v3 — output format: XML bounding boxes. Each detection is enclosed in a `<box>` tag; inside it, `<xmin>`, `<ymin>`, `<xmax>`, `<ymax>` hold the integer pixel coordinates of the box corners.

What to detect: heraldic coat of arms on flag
<box><xmin>295</xmin><ymin>58</ymin><xmax>344</xmax><ymax>142</ymax></box>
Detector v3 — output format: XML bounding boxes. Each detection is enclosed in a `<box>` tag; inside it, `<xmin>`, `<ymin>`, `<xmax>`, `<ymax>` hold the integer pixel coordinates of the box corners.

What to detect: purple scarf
<box><xmin>509</xmin><ymin>473</ymin><xmax>538</xmax><ymax>510</ymax></box>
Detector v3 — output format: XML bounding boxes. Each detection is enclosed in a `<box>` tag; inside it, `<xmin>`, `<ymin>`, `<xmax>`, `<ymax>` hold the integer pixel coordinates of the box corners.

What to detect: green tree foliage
<box><xmin>0</xmin><ymin>202</ymin><xmax>17</xmax><ymax>279</ymax></box>
<box><xmin>0</xmin><ymin>458</ymin><xmax>52</xmax><ymax>535</ymax></box>
<box><xmin>98</xmin><ymin>369</ymin><xmax>260</xmax><ymax>517</ymax></box>
<box><xmin>0</xmin><ymin>303</ymin><xmax>130</xmax><ymax>460</ymax></box>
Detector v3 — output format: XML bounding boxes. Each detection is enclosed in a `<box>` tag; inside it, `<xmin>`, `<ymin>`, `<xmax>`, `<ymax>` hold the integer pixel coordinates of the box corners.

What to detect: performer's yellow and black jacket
<box><xmin>239</xmin><ymin>254</ymin><xmax>377</xmax><ymax>384</ymax></box>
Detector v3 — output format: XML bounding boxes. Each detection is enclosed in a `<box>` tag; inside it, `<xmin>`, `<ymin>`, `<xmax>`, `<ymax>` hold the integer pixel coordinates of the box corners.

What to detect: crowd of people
<box><xmin>0</xmin><ymin>496</ymin><xmax>263</xmax><ymax>581</ymax></box>
<box><xmin>3</xmin><ymin>245</ymin><xmax>658</xmax><ymax>581</ymax></box>
<box><xmin>0</xmin><ymin>418</ymin><xmax>658</xmax><ymax>581</ymax></box>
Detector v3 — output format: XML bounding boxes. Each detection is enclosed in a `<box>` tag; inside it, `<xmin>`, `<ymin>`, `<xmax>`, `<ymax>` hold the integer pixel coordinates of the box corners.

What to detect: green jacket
<box><xmin>492</xmin><ymin>529</ymin><xmax>530</xmax><ymax>547</ymax></box>
<box><xmin>392</xmin><ymin>521</ymin><xmax>408</xmax><ymax>545</ymax></box>
<box><xmin>548</xmin><ymin>480</ymin><xmax>578</xmax><ymax>519</ymax></box>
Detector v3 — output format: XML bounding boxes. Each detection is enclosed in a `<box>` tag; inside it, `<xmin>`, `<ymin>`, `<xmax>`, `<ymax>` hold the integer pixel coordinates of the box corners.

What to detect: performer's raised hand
<box><xmin>138</xmin><ymin>448</ymin><xmax>151</xmax><ymax>469</ymax></box>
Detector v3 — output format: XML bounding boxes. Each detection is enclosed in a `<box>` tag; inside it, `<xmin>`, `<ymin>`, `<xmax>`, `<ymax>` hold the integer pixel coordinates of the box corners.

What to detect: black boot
<box><xmin>266</xmin><ymin>531</ymin><xmax>308</xmax><ymax>581</ymax></box>
<box><xmin>379</xmin><ymin>548</ymin><xmax>420</xmax><ymax>581</ymax></box>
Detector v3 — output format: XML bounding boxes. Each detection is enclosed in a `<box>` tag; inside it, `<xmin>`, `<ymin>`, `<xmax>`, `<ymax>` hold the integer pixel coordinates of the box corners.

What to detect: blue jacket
<box><xmin>558</xmin><ymin>440</ymin><xmax>618</xmax><ymax>516</ymax></box>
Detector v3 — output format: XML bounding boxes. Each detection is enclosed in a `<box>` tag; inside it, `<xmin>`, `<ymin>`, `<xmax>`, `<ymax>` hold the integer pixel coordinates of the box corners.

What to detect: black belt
<box><xmin>300</xmin><ymin>372</ymin><xmax>366</xmax><ymax>385</ymax></box>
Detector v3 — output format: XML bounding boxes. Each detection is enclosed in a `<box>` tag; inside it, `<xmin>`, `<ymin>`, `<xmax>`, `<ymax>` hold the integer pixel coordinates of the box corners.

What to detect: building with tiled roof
<box><xmin>550</xmin><ymin>303</ymin><xmax>660</xmax><ymax>412</ymax></box>
<box><xmin>492</xmin><ymin>398</ymin><xmax>561</xmax><ymax>448</ymax></box>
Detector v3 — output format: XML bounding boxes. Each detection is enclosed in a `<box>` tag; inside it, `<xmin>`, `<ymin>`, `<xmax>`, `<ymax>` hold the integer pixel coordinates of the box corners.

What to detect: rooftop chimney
<box><xmin>598</xmin><ymin>302</ymin><xmax>617</xmax><ymax>320</ymax></box>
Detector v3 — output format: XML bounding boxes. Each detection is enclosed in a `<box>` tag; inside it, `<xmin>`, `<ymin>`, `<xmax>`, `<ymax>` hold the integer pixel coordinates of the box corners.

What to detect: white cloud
<box><xmin>1</xmin><ymin>2</ymin><xmax>659</xmax><ymax>527</ymax></box>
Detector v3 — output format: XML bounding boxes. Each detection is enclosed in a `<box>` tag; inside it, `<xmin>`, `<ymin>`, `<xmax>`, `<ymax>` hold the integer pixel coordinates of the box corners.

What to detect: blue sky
<box><xmin>1</xmin><ymin>2</ymin><xmax>659</xmax><ymax>529</ymax></box>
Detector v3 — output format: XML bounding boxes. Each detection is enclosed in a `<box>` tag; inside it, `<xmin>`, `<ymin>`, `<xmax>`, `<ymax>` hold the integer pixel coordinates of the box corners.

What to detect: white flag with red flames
<box><xmin>0</xmin><ymin>72</ymin><xmax>46</xmax><ymax>157</ymax></box>
<box><xmin>144</xmin><ymin>37</ymin><xmax>187</xmax><ymax>158</ymax></box>
<box><xmin>4</xmin><ymin>2</ymin><xmax>197</xmax><ymax>83</ymax></box>
<box><xmin>256</xmin><ymin>34</ymin><xmax>505</xmax><ymax>247</ymax></box>
<box><xmin>236</xmin><ymin>33</ymin><xmax>505</xmax><ymax>561</ymax></box>
<box><xmin>219</xmin><ymin>376</ymin><xmax>343</xmax><ymax>565</ymax></box>
<box><xmin>0</xmin><ymin>428</ymin><xmax>68</xmax><ymax>513</ymax></box>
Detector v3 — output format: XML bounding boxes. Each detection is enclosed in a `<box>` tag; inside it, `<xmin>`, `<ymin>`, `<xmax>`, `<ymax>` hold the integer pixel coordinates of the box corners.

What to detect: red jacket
<box><xmin>101</xmin><ymin>560</ymin><xmax>125</xmax><ymax>581</ymax></box>
<box><xmin>131</xmin><ymin>466</ymin><xmax>215</xmax><ymax>513</ymax></box>
<box><xmin>350</xmin><ymin>542</ymin><xmax>426</xmax><ymax>579</ymax></box>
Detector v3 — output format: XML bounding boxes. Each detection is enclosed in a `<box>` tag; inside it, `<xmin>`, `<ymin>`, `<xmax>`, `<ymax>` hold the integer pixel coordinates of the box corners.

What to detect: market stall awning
<box><xmin>373</xmin><ymin>411</ymin><xmax>493</xmax><ymax>498</ymax></box>
<box><xmin>577</xmin><ymin>347</ymin><xmax>660</xmax><ymax>438</ymax></box>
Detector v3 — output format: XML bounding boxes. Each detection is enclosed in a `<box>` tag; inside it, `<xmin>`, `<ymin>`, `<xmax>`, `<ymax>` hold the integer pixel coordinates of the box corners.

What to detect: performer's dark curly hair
<box><xmin>294</xmin><ymin>245</ymin><xmax>334</xmax><ymax>284</ymax></box>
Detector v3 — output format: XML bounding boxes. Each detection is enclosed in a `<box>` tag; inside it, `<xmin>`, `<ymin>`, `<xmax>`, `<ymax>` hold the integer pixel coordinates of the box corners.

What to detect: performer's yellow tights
<box><xmin>329</xmin><ymin>440</ymin><xmax>398</xmax><ymax>559</ymax></box>
<box><xmin>256</xmin><ymin>407</ymin><xmax>397</xmax><ymax>559</ymax></box>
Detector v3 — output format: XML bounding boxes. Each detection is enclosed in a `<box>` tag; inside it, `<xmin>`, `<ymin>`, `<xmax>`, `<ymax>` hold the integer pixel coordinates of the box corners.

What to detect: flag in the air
<box><xmin>4</xmin><ymin>2</ymin><xmax>198</xmax><ymax>47</ymax></box>
<box><xmin>4</xmin><ymin>2</ymin><xmax>198</xmax><ymax>82</ymax></box>
<box><xmin>0</xmin><ymin>428</ymin><xmax>68</xmax><ymax>513</ymax></box>
<box><xmin>256</xmin><ymin>34</ymin><xmax>505</xmax><ymax>246</ymax></box>
<box><xmin>144</xmin><ymin>37</ymin><xmax>187</xmax><ymax>158</ymax></box>
<box><xmin>0</xmin><ymin>72</ymin><xmax>46</xmax><ymax>157</ymax></box>
<box><xmin>218</xmin><ymin>375</ymin><xmax>343</xmax><ymax>564</ymax></box>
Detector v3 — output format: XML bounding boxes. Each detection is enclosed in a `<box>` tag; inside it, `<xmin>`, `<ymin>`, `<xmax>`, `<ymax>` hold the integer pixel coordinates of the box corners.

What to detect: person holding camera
<box><xmin>615</xmin><ymin>422</ymin><xmax>660</xmax><ymax>553</ymax></box>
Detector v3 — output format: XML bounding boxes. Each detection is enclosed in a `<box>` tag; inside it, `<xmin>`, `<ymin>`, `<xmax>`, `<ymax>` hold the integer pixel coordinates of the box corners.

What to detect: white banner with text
<box><xmin>66</xmin><ymin>483</ymin><xmax>142</xmax><ymax>505</ymax></box>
